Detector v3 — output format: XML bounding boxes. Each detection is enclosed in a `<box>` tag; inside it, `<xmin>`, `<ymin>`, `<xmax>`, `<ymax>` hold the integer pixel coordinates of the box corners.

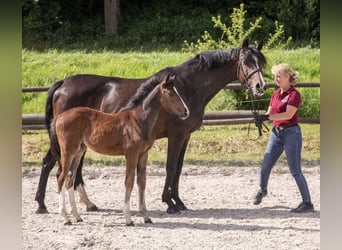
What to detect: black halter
<box><xmin>238</xmin><ymin>60</ymin><xmax>262</xmax><ymax>88</ymax></box>
<box><xmin>238</xmin><ymin>52</ymin><xmax>268</xmax><ymax>140</ymax></box>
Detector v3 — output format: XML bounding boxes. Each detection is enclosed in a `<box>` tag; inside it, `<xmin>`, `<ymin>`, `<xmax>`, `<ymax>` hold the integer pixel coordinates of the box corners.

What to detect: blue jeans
<box><xmin>259</xmin><ymin>124</ymin><xmax>312</xmax><ymax>202</ymax></box>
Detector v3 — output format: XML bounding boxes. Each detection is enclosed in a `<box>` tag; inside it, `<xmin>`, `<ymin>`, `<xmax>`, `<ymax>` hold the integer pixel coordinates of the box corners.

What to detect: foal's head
<box><xmin>237</xmin><ymin>39</ymin><xmax>267</xmax><ymax>96</ymax></box>
<box><xmin>160</xmin><ymin>75</ymin><xmax>190</xmax><ymax>120</ymax></box>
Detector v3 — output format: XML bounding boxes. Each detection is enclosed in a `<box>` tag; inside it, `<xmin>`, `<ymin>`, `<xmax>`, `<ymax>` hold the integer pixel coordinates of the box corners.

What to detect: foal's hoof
<box><xmin>126</xmin><ymin>221</ymin><xmax>135</xmax><ymax>226</ymax></box>
<box><xmin>35</xmin><ymin>208</ymin><xmax>49</xmax><ymax>214</ymax></box>
<box><xmin>64</xmin><ymin>220</ymin><xmax>72</xmax><ymax>226</ymax></box>
<box><xmin>144</xmin><ymin>218</ymin><xmax>153</xmax><ymax>224</ymax></box>
<box><xmin>86</xmin><ymin>205</ymin><xmax>99</xmax><ymax>212</ymax></box>
<box><xmin>167</xmin><ymin>206</ymin><xmax>181</xmax><ymax>214</ymax></box>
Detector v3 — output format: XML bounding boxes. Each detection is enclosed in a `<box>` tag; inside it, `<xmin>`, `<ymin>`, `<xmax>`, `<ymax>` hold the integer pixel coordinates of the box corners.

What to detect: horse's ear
<box><xmin>257</xmin><ymin>40</ymin><xmax>264</xmax><ymax>51</ymax></box>
<box><xmin>242</xmin><ymin>38</ymin><xmax>249</xmax><ymax>48</ymax></box>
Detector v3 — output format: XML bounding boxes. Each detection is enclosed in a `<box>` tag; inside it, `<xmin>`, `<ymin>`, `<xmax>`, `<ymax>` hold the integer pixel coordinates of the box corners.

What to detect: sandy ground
<box><xmin>22</xmin><ymin>164</ymin><xmax>320</xmax><ymax>250</ymax></box>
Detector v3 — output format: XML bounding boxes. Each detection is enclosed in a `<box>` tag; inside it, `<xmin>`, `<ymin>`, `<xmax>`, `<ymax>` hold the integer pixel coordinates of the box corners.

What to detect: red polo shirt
<box><xmin>269</xmin><ymin>86</ymin><xmax>301</xmax><ymax>127</ymax></box>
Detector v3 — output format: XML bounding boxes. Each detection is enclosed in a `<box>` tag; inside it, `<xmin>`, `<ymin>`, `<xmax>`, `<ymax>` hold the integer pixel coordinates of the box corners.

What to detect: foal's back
<box><xmin>55</xmin><ymin>106</ymin><xmax>145</xmax><ymax>156</ymax></box>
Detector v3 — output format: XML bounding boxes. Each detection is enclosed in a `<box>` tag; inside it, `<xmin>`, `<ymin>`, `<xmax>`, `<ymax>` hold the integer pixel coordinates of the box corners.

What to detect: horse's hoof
<box><xmin>145</xmin><ymin>218</ymin><xmax>153</xmax><ymax>224</ymax></box>
<box><xmin>86</xmin><ymin>205</ymin><xmax>99</xmax><ymax>212</ymax></box>
<box><xmin>76</xmin><ymin>218</ymin><xmax>83</xmax><ymax>223</ymax></box>
<box><xmin>64</xmin><ymin>220</ymin><xmax>72</xmax><ymax>226</ymax></box>
<box><xmin>176</xmin><ymin>204</ymin><xmax>188</xmax><ymax>211</ymax></box>
<box><xmin>35</xmin><ymin>208</ymin><xmax>49</xmax><ymax>214</ymax></box>
<box><xmin>126</xmin><ymin>222</ymin><xmax>135</xmax><ymax>226</ymax></box>
<box><xmin>167</xmin><ymin>206</ymin><xmax>181</xmax><ymax>214</ymax></box>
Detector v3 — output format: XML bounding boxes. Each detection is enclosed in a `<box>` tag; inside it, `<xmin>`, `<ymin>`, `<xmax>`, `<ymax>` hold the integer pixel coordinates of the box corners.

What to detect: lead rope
<box><xmin>247</xmin><ymin>90</ymin><xmax>269</xmax><ymax>140</ymax></box>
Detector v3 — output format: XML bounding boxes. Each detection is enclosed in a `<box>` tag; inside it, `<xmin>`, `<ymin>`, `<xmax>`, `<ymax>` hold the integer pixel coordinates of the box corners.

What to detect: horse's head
<box><xmin>238</xmin><ymin>39</ymin><xmax>267</xmax><ymax>96</ymax></box>
<box><xmin>160</xmin><ymin>74</ymin><xmax>190</xmax><ymax>120</ymax></box>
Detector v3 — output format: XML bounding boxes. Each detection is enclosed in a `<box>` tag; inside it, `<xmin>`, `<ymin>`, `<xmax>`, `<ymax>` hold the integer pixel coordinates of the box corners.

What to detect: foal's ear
<box><xmin>162</xmin><ymin>74</ymin><xmax>176</xmax><ymax>89</ymax></box>
<box><xmin>165</xmin><ymin>74</ymin><xmax>176</xmax><ymax>83</ymax></box>
<box><xmin>242</xmin><ymin>38</ymin><xmax>250</xmax><ymax>48</ymax></box>
<box><xmin>257</xmin><ymin>40</ymin><xmax>264</xmax><ymax>51</ymax></box>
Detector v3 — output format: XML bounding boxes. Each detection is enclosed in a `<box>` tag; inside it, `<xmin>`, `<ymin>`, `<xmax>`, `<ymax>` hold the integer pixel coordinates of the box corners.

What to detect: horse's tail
<box><xmin>45</xmin><ymin>80</ymin><xmax>64</xmax><ymax>133</ymax></box>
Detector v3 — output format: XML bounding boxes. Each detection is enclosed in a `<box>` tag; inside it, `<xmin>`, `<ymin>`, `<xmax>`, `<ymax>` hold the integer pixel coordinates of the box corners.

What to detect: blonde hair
<box><xmin>271</xmin><ymin>63</ymin><xmax>299</xmax><ymax>85</ymax></box>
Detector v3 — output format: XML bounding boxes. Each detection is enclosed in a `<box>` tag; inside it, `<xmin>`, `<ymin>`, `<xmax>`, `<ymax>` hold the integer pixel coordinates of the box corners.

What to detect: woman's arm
<box><xmin>268</xmin><ymin>105</ymin><xmax>298</xmax><ymax>121</ymax></box>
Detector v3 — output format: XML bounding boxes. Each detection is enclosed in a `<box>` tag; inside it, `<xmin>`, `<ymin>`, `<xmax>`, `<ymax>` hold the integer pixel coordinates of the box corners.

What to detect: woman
<box><xmin>253</xmin><ymin>63</ymin><xmax>314</xmax><ymax>213</ymax></box>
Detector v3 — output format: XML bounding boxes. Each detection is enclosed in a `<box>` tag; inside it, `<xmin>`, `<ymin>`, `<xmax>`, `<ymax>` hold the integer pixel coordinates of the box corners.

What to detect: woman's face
<box><xmin>274</xmin><ymin>71</ymin><xmax>290</xmax><ymax>87</ymax></box>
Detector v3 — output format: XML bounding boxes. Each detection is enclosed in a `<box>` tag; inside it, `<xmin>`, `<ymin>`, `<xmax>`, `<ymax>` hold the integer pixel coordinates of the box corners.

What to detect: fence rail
<box><xmin>22</xmin><ymin>82</ymin><xmax>320</xmax><ymax>130</ymax></box>
<box><xmin>22</xmin><ymin>82</ymin><xmax>320</xmax><ymax>93</ymax></box>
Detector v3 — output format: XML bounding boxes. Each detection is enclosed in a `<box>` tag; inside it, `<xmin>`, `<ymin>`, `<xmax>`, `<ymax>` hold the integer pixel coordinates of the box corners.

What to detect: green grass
<box><xmin>22</xmin><ymin>124</ymin><xmax>319</xmax><ymax>168</ymax></box>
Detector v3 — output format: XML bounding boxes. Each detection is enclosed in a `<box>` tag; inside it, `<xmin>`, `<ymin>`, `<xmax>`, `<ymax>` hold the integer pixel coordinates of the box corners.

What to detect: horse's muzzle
<box><xmin>253</xmin><ymin>82</ymin><xmax>265</xmax><ymax>96</ymax></box>
<box><xmin>179</xmin><ymin>109</ymin><xmax>190</xmax><ymax>120</ymax></box>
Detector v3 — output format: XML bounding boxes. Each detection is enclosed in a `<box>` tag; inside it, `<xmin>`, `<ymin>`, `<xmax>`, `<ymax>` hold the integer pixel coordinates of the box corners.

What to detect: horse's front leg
<box><xmin>137</xmin><ymin>152</ymin><xmax>153</xmax><ymax>224</ymax></box>
<box><xmin>162</xmin><ymin>134</ymin><xmax>186</xmax><ymax>214</ymax></box>
<box><xmin>75</xmin><ymin>151</ymin><xmax>98</xmax><ymax>211</ymax></box>
<box><xmin>123</xmin><ymin>154</ymin><xmax>138</xmax><ymax>226</ymax></box>
<box><xmin>171</xmin><ymin>135</ymin><xmax>191</xmax><ymax>211</ymax></box>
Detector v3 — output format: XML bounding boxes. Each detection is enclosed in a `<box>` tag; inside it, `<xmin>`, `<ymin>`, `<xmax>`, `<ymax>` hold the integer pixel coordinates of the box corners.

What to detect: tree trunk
<box><xmin>104</xmin><ymin>0</ymin><xmax>120</xmax><ymax>35</ymax></box>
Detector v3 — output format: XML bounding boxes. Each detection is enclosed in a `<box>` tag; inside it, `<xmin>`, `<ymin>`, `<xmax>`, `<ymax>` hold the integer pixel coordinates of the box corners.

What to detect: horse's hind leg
<box><xmin>75</xmin><ymin>151</ymin><xmax>98</xmax><ymax>211</ymax></box>
<box><xmin>35</xmin><ymin>148</ymin><xmax>56</xmax><ymax>214</ymax></box>
<box><xmin>137</xmin><ymin>152</ymin><xmax>152</xmax><ymax>224</ymax></box>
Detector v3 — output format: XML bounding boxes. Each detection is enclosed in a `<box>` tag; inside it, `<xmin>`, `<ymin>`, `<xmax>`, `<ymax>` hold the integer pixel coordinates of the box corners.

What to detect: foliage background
<box><xmin>22</xmin><ymin>0</ymin><xmax>320</xmax><ymax>50</ymax></box>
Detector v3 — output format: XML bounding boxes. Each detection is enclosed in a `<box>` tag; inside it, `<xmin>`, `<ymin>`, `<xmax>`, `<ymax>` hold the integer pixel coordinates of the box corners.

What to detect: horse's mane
<box><xmin>180</xmin><ymin>45</ymin><xmax>266</xmax><ymax>70</ymax></box>
<box><xmin>119</xmin><ymin>68</ymin><xmax>174</xmax><ymax>111</ymax></box>
<box><xmin>179</xmin><ymin>48</ymin><xmax>240</xmax><ymax>70</ymax></box>
<box><xmin>242</xmin><ymin>45</ymin><xmax>267</xmax><ymax>68</ymax></box>
<box><xmin>119</xmin><ymin>45</ymin><xmax>266</xmax><ymax>112</ymax></box>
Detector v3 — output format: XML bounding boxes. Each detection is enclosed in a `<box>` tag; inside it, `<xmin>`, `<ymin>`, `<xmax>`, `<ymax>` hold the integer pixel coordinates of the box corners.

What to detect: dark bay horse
<box><xmin>36</xmin><ymin>39</ymin><xmax>267</xmax><ymax>214</ymax></box>
<box><xmin>50</xmin><ymin>75</ymin><xmax>190</xmax><ymax>225</ymax></box>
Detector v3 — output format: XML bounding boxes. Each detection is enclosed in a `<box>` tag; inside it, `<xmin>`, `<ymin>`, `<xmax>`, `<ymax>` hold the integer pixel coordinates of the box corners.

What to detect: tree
<box><xmin>104</xmin><ymin>0</ymin><xmax>120</xmax><ymax>35</ymax></box>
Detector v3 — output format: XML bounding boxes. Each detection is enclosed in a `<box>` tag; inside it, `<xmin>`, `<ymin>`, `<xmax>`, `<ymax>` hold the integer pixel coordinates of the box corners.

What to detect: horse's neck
<box><xmin>186</xmin><ymin>60</ymin><xmax>239</xmax><ymax>109</ymax></box>
<box><xmin>176</xmin><ymin>49</ymin><xmax>240</xmax><ymax>109</ymax></box>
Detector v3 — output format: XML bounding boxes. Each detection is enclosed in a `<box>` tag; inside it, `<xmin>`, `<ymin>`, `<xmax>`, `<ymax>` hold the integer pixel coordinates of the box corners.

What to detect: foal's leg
<box><xmin>75</xmin><ymin>151</ymin><xmax>98</xmax><ymax>211</ymax></box>
<box><xmin>59</xmin><ymin>185</ymin><xmax>71</xmax><ymax>225</ymax></box>
<box><xmin>123</xmin><ymin>154</ymin><xmax>138</xmax><ymax>226</ymax></box>
<box><xmin>67</xmin><ymin>186</ymin><xmax>83</xmax><ymax>223</ymax></box>
<box><xmin>67</xmin><ymin>149</ymin><xmax>86</xmax><ymax>223</ymax></box>
<box><xmin>137</xmin><ymin>152</ymin><xmax>152</xmax><ymax>224</ymax></box>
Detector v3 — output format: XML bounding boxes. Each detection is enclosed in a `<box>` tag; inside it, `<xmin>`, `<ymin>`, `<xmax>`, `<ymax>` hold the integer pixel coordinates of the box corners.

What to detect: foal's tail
<box><xmin>45</xmin><ymin>80</ymin><xmax>64</xmax><ymax>133</ymax></box>
<box><xmin>49</xmin><ymin>118</ymin><xmax>61</xmax><ymax>164</ymax></box>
